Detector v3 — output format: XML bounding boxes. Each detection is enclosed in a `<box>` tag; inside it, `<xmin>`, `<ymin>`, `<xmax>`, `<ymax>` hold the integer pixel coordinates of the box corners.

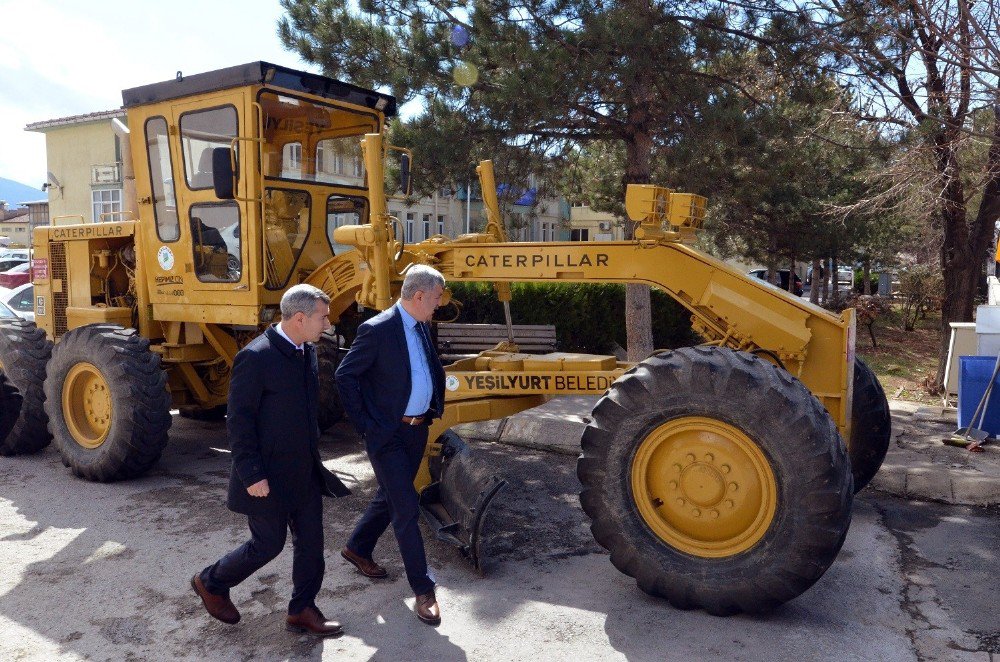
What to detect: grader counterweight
<box><xmin>0</xmin><ymin>62</ymin><xmax>891</xmax><ymax>616</ymax></box>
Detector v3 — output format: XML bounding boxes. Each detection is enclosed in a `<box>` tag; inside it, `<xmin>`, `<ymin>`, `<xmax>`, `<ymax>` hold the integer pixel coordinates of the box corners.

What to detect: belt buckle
<box><xmin>409</xmin><ymin>416</ymin><xmax>419</xmax><ymax>426</ymax></box>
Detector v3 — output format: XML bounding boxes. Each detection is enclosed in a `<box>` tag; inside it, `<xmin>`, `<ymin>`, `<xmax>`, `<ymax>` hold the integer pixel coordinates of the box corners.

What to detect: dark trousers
<box><xmin>201</xmin><ymin>478</ymin><xmax>324</xmax><ymax>615</ymax></box>
<box><xmin>346</xmin><ymin>424</ymin><xmax>434</xmax><ymax>595</ymax></box>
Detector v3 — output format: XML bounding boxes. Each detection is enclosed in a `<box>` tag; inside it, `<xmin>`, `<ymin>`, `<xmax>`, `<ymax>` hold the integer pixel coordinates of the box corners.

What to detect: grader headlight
<box><xmin>625</xmin><ymin>184</ymin><xmax>707</xmax><ymax>243</ymax></box>
<box><xmin>332</xmin><ymin>225</ymin><xmax>377</xmax><ymax>248</ymax></box>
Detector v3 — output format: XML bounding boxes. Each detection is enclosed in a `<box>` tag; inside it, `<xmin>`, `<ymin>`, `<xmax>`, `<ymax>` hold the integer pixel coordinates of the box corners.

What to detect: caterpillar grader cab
<box><xmin>0</xmin><ymin>62</ymin><xmax>891</xmax><ymax>616</ymax></box>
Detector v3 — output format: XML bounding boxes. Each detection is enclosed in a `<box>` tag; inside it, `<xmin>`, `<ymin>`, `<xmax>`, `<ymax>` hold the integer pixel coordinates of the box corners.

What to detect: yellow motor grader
<box><xmin>0</xmin><ymin>62</ymin><xmax>890</xmax><ymax>616</ymax></box>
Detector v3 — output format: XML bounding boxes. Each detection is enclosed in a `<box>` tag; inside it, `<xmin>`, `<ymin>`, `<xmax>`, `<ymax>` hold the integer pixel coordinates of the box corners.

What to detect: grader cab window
<box><xmin>189</xmin><ymin>203</ymin><xmax>242</xmax><ymax>283</ymax></box>
<box><xmin>263</xmin><ymin>189</ymin><xmax>310</xmax><ymax>289</ymax></box>
<box><xmin>326</xmin><ymin>195</ymin><xmax>367</xmax><ymax>255</ymax></box>
<box><xmin>180</xmin><ymin>106</ymin><xmax>238</xmax><ymax>190</ymax></box>
<box><xmin>258</xmin><ymin>91</ymin><xmax>375</xmax><ymax>187</ymax></box>
<box><xmin>144</xmin><ymin>117</ymin><xmax>179</xmax><ymax>241</ymax></box>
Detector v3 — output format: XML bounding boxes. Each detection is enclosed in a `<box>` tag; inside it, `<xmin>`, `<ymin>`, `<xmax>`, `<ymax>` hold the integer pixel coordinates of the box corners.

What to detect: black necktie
<box><xmin>295</xmin><ymin>348</ymin><xmax>304</xmax><ymax>358</ymax></box>
<box><xmin>417</xmin><ymin>323</ymin><xmax>435</xmax><ymax>365</ymax></box>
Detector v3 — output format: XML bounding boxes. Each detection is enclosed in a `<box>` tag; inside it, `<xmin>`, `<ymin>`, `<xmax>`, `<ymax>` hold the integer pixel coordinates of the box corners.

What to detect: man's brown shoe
<box><xmin>341</xmin><ymin>547</ymin><xmax>387</xmax><ymax>579</ymax></box>
<box><xmin>286</xmin><ymin>606</ymin><xmax>344</xmax><ymax>637</ymax></box>
<box><xmin>415</xmin><ymin>590</ymin><xmax>441</xmax><ymax>626</ymax></box>
<box><xmin>191</xmin><ymin>574</ymin><xmax>240</xmax><ymax>624</ymax></box>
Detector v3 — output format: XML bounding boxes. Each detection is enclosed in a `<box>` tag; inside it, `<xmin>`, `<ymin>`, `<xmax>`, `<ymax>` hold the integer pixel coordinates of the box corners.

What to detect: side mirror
<box><xmin>399</xmin><ymin>153</ymin><xmax>412</xmax><ymax>196</ymax></box>
<box><xmin>212</xmin><ymin>147</ymin><xmax>236</xmax><ymax>200</ymax></box>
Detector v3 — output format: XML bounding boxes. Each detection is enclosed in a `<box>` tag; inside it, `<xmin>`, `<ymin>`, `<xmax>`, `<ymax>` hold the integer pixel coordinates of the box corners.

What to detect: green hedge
<box><xmin>443</xmin><ymin>282</ymin><xmax>696</xmax><ymax>354</ymax></box>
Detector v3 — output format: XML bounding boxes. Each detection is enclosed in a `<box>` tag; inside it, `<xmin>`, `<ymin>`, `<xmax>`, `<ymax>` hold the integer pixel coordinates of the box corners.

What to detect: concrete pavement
<box><xmin>453</xmin><ymin>396</ymin><xmax>1000</xmax><ymax>506</ymax></box>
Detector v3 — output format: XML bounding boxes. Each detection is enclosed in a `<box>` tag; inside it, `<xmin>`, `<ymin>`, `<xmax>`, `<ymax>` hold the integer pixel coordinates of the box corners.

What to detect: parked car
<box><xmin>0</xmin><ymin>262</ymin><xmax>31</xmax><ymax>290</ymax></box>
<box><xmin>747</xmin><ymin>268</ymin><xmax>804</xmax><ymax>296</ymax></box>
<box><xmin>0</xmin><ymin>249</ymin><xmax>30</xmax><ymax>262</ymax></box>
<box><xmin>3</xmin><ymin>284</ymin><xmax>33</xmax><ymax>322</ymax></box>
<box><xmin>0</xmin><ymin>295</ymin><xmax>20</xmax><ymax>321</ymax></box>
<box><xmin>0</xmin><ymin>258</ymin><xmax>26</xmax><ymax>273</ymax></box>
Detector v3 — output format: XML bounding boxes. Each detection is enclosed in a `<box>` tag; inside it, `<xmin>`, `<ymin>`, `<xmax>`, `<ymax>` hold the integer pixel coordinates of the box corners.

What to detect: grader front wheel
<box><xmin>44</xmin><ymin>325</ymin><xmax>172</xmax><ymax>481</ymax></box>
<box><xmin>849</xmin><ymin>358</ymin><xmax>891</xmax><ymax>492</ymax></box>
<box><xmin>578</xmin><ymin>347</ymin><xmax>853</xmax><ymax>615</ymax></box>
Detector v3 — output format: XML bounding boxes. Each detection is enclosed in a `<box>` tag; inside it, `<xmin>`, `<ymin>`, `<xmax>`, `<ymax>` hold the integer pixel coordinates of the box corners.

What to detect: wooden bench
<box><xmin>435</xmin><ymin>323</ymin><xmax>557</xmax><ymax>362</ymax></box>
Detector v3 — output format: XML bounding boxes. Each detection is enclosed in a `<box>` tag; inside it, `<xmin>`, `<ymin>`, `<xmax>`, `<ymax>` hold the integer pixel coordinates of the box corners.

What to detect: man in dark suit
<box><xmin>192</xmin><ymin>284</ymin><xmax>351</xmax><ymax>637</ymax></box>
<box><xmin>335</xmin><ymin>264</ymin><xmax>446</xmax><ymax>626</ymax></box>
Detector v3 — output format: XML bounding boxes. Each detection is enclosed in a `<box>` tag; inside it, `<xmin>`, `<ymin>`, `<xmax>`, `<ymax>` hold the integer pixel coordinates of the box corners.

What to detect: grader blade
<box><xmin>419</xmin><ymin>431</ymin><xmax>505</xmax><ymax>571</ymax></box>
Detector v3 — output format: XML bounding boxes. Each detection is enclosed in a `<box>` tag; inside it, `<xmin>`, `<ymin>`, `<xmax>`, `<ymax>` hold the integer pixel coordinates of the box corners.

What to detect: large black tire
<box><xmin>849</xmin><ymin>358</ymin><xmax>891</xmax><ymax>492</ymax></box>
<box><xmin>578</xmin><ymin>346</ymin><xmax>853</xmax><ymax>615</ymax></box>
<box><xmin>316</xmin><ymin>331</ymin><xmax>344</xmax><ymax>432</ymax></box>
<box><xmin>43</xmin><ymin>325</ymin><xmax>172</xmax><ymax>481</ymax></box>
<box><xmin>0</xmin><ymin>320</ymin><xmax>53</xmax><ymax>455</ymax></box>
<box><xmin>0</xmin><ymin>371</ymin><xmax>23</xmax><ymax>446</ymax></box>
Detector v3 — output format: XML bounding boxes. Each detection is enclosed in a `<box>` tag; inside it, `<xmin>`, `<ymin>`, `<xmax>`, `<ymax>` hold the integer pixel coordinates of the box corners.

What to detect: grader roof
<box><xmin>120</xmin><ymin>61</ymin><xmax>398</xmax><ymax>116</ymax></box>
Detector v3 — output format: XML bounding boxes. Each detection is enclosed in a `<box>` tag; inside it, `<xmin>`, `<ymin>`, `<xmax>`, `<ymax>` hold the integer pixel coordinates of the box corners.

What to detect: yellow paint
<box><xmin>630</xmin><ymin>417</ymin><xmax>777</xmax><ymax>558</ymax></box>
<box><xmin>61</xmin><ymin>362</ymin><xmax>113</xmax><ymax>449</ymax></box>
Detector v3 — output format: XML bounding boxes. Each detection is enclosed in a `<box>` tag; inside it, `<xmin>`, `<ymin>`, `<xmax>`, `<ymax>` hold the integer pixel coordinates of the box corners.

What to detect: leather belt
<box><xmin>401</xmin><ymin>415</ymin><xmax>425</xmax><ymax>426</ymax></box>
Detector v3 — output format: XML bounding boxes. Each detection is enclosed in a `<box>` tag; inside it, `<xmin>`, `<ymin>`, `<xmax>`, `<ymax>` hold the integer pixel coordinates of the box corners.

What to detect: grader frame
<box><xmin>0</xmin><ymin>62</ymin><xmax>890</xmax><ymax>615</ymax></box>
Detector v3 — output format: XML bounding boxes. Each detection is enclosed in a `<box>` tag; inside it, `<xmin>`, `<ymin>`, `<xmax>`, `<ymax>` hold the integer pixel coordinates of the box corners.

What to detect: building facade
<box><xmin>26</xmin><ymin>110</ymin><xmax>126</xmax><ymax>225</ymax></box>
<box><xmin>27</xmin><ymin>111</ymin><xmax>569</xmax><ymax>243</ymax></box>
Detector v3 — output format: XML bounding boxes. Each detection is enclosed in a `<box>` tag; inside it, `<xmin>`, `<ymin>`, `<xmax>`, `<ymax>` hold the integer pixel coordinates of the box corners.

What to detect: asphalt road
<box><xmin>0</xmin><ymin>415</ymin><xmax>996</xmax><ymax>661</ymax></box>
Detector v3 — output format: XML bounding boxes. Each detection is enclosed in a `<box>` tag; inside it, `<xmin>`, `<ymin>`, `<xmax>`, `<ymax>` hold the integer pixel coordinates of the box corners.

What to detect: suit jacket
<box><xmin>226</xmin><ymin>325</ymin><xmax>350</xmax><ymax>516</ymax></box>
<box><xmin>335</xmin><ymin>305</ymin><xmax>446</xmax><ymax>452</ymax></box>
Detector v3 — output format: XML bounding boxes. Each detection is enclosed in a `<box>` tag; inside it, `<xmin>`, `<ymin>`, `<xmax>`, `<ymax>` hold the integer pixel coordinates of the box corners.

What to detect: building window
<box><xmin>421</xmin><ymin>214</ymin><xmax>431</xmax><ymax>241</ymax></box>
<box><xmin>437</xmin><ymin>214</ymin><xmax>445</xmax><ymax>235</ymax></box>
<box><xmin>92</xmin><ymin>189</ymin><xmax>122</xmax><ymax>222</ymax></box>
<box><xmin>405</xmin><ymin>212</ymin><xmax>414</xmax><ymax>242</ymax></box>
<box><xmin>571</xmin><ymin>229</ymin><xmax>589</xmax><ymax>241</ymax></box>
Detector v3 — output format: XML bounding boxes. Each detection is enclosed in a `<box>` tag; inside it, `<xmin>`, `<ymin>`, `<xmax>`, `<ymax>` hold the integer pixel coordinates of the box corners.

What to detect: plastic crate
<box><xmin>958</xmin><ymin>355</ymin><xmax>1000</xmax><ymax>436</ymax></box>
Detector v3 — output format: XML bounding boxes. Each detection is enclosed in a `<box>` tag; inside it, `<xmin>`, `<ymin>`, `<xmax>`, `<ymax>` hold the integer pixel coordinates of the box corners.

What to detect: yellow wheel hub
<box><xmin>631</xmin><ymin>416</ymin><xmax>777</xmax><ymax>558</ymax></box>
<box><xmin>62</xmin><ymin>362</ymin><xmax>112</xmax><ymax>449</ymax></box>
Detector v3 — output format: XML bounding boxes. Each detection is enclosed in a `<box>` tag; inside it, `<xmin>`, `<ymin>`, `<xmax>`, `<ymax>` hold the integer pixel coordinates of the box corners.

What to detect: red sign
<box><xmin>32</xmin><ymin>258</ymin><xmax>49</xmax><ymax>281</ymax></box>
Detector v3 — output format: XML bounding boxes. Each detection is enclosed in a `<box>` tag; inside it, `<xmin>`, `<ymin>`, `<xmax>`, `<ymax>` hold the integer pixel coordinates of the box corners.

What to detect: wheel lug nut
<box><xmin>710</xmin><ymin>510</ymin><xmax>719</xmax><ymax>519</ymax></box>
<box><xmin>669</xmin><ymin>481</ymin><xmax>678</xmax><ymax>490</ymax></box>
<box><xmin>692</xmin><ymin>509</ymin><xmax>701</xmax><ymax>518</ymax></box>
<box><xmin>721</xmin><ymin>464</ymin><xmax>731</xmax><ymax>473</ymax></box>
<box><xmin>725</xmin><ymin>499</ymin><xmax>735</xmax><ymax>508</ymax></box>
<box><xmin>729</xmin><ymin>482</ymin><xmax>738</xmax><ymax>492</ymax></box>
<box><xmin>704</xmin><ymin>453</ymin><xmax>714</xmax><ymax>462</ymax></box>
<box><xmin>685</xmin><ymin>453</ymin><xmax>695</xmax><ymax>463</ymax></box>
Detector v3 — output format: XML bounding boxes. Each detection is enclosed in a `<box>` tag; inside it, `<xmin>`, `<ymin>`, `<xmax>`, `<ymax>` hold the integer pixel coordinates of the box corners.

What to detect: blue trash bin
<box><xmin>958</xmin><ymin>355</ymin><xmax>1000</xmax><ymax>436</ymax></box>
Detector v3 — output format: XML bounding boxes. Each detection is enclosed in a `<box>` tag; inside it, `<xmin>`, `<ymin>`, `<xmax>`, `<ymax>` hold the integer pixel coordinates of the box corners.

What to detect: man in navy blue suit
<box><xmin>335</xmin><ymin>264</ymin><xmax>447</xmax><ymax>626</ymax></box>
<box><xmin>192</xmin><ymin>284</ymin><xmax>351</xmax><ymax>637</ymax></box>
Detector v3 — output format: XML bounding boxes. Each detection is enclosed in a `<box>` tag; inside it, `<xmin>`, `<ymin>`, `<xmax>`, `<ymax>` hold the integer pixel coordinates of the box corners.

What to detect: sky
<box><xmin>0</xmin><ymin>0</ymin><xmax>318</xmax><ymax>187</ymax></box>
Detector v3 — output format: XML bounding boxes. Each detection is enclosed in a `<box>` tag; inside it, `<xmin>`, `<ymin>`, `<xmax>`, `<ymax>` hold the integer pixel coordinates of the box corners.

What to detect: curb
<box><xmin>453</xmin><ymin>397</ymin><xmax>1000</xmax><ymax>507</ymax></box>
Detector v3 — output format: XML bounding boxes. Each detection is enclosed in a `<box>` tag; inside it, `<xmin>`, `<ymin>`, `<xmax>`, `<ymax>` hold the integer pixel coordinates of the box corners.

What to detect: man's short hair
<box><xmin>280</xmin><ymin>283</ymin><xmax>330</xmax><ymax>318</ymax></box>
<box><xmin>401</xmin><ymin>264</ymin><xmax>446</xmax><ymax>300</ymax></box>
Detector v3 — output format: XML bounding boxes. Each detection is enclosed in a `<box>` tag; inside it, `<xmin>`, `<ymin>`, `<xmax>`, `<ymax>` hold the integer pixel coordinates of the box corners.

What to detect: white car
<box><xmin>3</xmin><ymin>283</ymin><xmax>34</xmax><ymax>322</ymax></box>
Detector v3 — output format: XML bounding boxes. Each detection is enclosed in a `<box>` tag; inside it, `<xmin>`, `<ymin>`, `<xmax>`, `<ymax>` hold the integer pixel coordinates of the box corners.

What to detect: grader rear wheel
<box><xmin>578</xmin><ymin>346</ymin><xmax>853</xmax><ymax>615</ymax></box>
<box><xmin>44</xmin><ymin>325</ymin><xmax>172</xmax><ymax>481</ymax></box>
<box><xmin>0</xmin><ymin>319</ymin><xmax>53</xmax><ymax>455</ymax></box>
<box><xmin>849</xmin><ymin>358</ymin><xmax>891</xmax><ymax>492</ymax></box>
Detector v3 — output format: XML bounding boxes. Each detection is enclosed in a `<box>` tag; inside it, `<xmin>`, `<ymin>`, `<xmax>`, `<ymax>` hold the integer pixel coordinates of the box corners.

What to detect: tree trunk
<box><xmin>788</xmin><ymin>257</ymin><xmax>796</xmax><ymax>295</ymax></box>
<box><xmin>831</xmin><ymin>256</ymin><xmax>840</xmax><ymax>297</ymax></box>
<box><xmin>821</xmin><ymin>257</ymin><xmax>830</xmax><ymax>303</ymax></box>
<box><xmin>809</xmin><ymin>258</ymin><xmax>821</xmax><ymax>304</ymax></box>
<box><xmin>934</xmin><ymin>104</ymin><xmax>1000</xmax><ymax>386</ymax></box>
<box><xmin>622</xmin><ymin>74</ymin><xmax>654</xmax><ymax>361</ymax></box>
<box><xmin>863</xmin><ymin>260</ymin><xmax>871</xmax><ymax>295</ymax></box>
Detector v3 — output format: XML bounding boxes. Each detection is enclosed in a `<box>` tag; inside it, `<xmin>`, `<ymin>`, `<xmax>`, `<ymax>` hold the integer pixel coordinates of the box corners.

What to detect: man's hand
<box><xmin>247</xmin><ymin>479</ymin><xmax>270</xmax><ymax>497</ymax></box>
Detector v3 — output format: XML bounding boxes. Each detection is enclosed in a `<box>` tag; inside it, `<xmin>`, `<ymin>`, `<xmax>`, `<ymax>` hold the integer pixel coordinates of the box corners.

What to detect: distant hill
<box><xmin>0</xmin><ymin>177</ymin><xmax>44</xmax><ymax>208</ymax></box>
